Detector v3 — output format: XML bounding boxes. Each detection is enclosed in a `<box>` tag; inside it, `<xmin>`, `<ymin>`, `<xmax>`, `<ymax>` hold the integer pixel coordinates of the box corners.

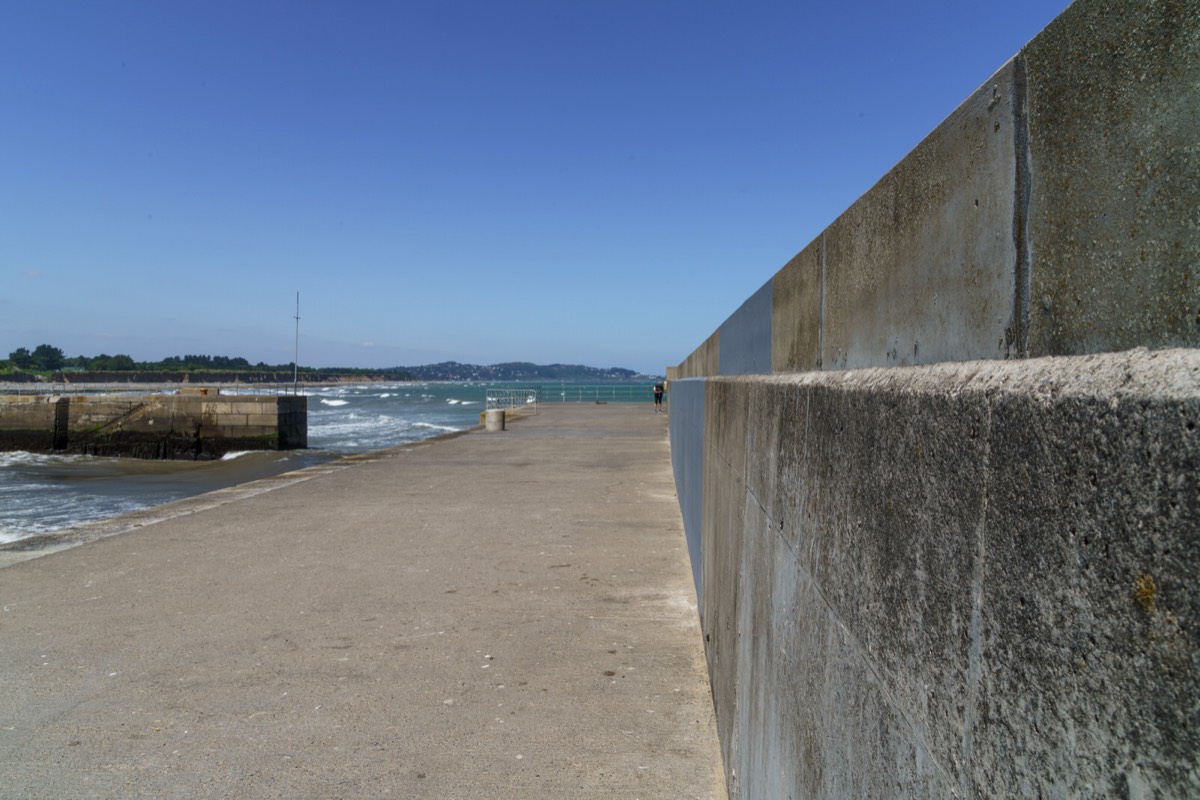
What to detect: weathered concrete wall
<box><xmin>1024</xmin><ymin>0</ymin><xmax>1200</xmax><ymax>356</ymax></box>
<box><xmin>669</xmin><ymin>379</ymin><xmax>706</xmax><ymax>595</ymax></box>
<box><xmin>0</xmin><ymin>393</ymin><xmax>307</xmax><ymax>458</ymax></box>
<box><xmin>675</xmin><ymin>1</ymin><xmax>1198</xmax><ymax>380</ymax></box>
<box><xmin>693</xmin><ymin>352</ymin><xmax>1198</xmax><ymax>797</ymax></box>
<box><xmin>668</xmin><ymin>0</ymin><xmax>1200</xmax><ymax>796</ymax></box>
<box><xmin>0</xmin><ymin>395</ymin><xmax>68</xmax><ymax>451</ymax></box>
<box><xmin>719</xmin><ymin>284</ymin><xmax>774</xmax><ymax>376</ymax></box>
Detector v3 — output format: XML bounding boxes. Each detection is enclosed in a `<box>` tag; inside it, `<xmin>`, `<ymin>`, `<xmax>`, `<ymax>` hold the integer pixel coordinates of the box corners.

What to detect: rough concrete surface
<box><xmin>678</xmin><ymin>333</ymin><xmax>720</xmax><ymax>381</ymax></box>
<box><xmin>664</xmin><ymin>0</ymin><xmax>1198</xmax><ymax>794</ymax></box>
<box><xmin>771</xmin><ymin>240</ymin><xmax>823</xmax><ymax>374</ymax></box>
<box><xmin>718</xmin><ymin>284</ymin><xmax>773</xmax><ymax>377</ymax></box>
<box><xmin>668</xmin><ymin>381</ymin><xmax>706</xmax><ymax>599</ymax></box>
<box><xmin>691</xmin><ymin>350</ymin><xmax>1198</xmax><ymax>798</ymax></box>
<box><xmin>1024</xmin><ymin>0</ymin><xmax>1200</xmax><ymax>356</ymax></box>
<box><xmin>673</xmin><ymin>0</ymin><xmax>1198</xmax><ymax>385</ymax></box>
<box><xmin>0</xmin><ymin>405</ymin><xmax>724</xmax><ymax>799</ymax></box>
<box><xmin>820</xmin><ymin>61</ymin><xmax>1018</xmax><ymax>371</ymax></box>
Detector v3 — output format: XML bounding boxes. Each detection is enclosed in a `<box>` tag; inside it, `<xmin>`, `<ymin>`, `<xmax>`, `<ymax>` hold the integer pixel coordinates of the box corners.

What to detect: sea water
<box><xmin>0</xmin><ymin>382</ymin><xmax>486</xmax><ymax>544</ymax></box>
<box><xmin>0</xmin><ymin>381</ymin><xmax>657</xmax><ymax>544</ymax></box>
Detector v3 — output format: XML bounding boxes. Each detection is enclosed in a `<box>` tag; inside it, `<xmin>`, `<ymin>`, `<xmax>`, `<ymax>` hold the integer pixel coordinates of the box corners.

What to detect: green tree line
<box><xmin>2</xmin><ymin>344</ymin><xmax>408</xmax><ymax>379</ymax></box>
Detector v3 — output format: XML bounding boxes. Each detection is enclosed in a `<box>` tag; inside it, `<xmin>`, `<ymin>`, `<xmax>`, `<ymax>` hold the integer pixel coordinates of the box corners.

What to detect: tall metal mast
<box><xmin>293</xmin><ymin>292</ymin><xmax>301</xmax><ymax>395</ymax></box>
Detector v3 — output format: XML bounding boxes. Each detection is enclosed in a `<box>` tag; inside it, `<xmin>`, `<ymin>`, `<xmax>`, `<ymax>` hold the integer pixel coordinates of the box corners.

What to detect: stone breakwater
<box><xmin>0</xmin><ymin>391</ymin><xmax>306</xmax><ymax>459</ymax></box>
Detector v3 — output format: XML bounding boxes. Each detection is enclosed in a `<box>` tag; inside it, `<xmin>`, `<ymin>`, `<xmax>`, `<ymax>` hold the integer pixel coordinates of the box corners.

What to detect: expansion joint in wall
<box><xmin>1008</xmin><ymin>53</ymin><xmax>1032</xmax><ymax>359</ymax></box>
<box><xmin>960</xmin><ymin>396</ymin><xmax>993</xmax><ymax>796</ymax></box>
<box><xmin>818</xmin><ymin>233</ymin><xmax>826</xmax><ymax>370</ymax></box>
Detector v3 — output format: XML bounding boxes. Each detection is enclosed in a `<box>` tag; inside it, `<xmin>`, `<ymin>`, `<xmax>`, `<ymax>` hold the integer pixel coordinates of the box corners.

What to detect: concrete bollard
<box><xmin>484</xmin><ymin>409</ymin><xmax>506</xmax><ymax>432</ymax></box>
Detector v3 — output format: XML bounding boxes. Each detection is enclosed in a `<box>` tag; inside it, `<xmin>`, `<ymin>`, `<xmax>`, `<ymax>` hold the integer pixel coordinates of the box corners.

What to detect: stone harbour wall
<box><xmin>0</xmin><ymin>393</ymin><xmax>307</xmax><ymax>459</ymax></box>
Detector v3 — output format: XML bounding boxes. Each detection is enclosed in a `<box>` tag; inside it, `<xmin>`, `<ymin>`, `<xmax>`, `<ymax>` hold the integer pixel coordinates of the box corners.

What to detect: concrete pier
<box><xmin>0</xmin><ymin>405</ymin><xmax>724</xmax><ymax>799</ymax></box>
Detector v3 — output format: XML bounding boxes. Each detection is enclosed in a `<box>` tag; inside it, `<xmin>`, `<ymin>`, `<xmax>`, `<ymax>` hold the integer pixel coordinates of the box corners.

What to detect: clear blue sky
<box><xmin>1</xmin><ymin>0</ymin><xmax>1071</xmax><ymax>375</ymax></box>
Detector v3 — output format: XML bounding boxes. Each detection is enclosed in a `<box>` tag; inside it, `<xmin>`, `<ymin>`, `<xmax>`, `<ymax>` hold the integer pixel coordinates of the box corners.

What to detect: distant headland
<box><xmin>399</xmin><ymin>362</ymin><xmax>656</xmax><ymax>382</ymax></box>
<box><xmin>1</xmin><ymin>345</ymin><xmax>661</xmax><ymax>385</ymax></box>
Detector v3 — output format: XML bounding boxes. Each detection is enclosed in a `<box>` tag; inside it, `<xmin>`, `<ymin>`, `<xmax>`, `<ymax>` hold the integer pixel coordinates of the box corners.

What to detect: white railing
<box><xmin>486</xmin><ymin>388</ymin><xmax>539</xmax><ymax>413</ymax></box>
<box><xmin>546</xmin><ymin>383</ymin><xmax>656</xmax><ymax>404</ymax></box>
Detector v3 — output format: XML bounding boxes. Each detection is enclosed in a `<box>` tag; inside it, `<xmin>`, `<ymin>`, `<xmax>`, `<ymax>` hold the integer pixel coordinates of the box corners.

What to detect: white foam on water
<box><xmin>0</xmin><ymin>528</ymin><xmax>29</xmax><ymax>544</ymax></box>
<box><xmin>413</xmin><ymin>422</ymin><xmax>461</xmax><ymax>433</ymax></box>
<box><xmin>221</xmin><ymin>451</ymin><xmax>252</xmax><ymax>460</ymax></box>
<box><xmin>0</xmin><ymin>491</ymin><xmax>150</xmax><ymax>542</ymax></box>
<box><xmin>0</xmin><ymin>451</ymin><xmax>72</xmax><ymax>469</ymax></box>
<box><xmin>1</xmin><ymin>382</ymin><xmax>493</xmax><ymax>540</ymax></box>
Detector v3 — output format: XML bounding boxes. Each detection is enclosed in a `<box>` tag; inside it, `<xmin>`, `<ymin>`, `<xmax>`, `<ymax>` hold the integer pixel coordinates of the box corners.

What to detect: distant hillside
<box><xmin>399</xmin><ymin>362</ymin><xmax>655</xmax><ymax>382</ymax></box>
<box><xmin>1</xmin><ymin>352</ymin><xmax>656</xmax><ymax>385</ymax></box>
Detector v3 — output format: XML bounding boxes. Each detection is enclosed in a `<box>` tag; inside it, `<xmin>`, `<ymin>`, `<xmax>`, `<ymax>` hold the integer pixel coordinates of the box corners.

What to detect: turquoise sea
<box><xmin>0</xmin><ymin>381</ymin><xmax>659</xmax><ymax>545</ymax></box>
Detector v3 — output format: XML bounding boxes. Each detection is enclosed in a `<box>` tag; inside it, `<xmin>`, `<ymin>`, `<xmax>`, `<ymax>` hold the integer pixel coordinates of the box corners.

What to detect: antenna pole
<box><xmin>293</xmin><ymin>292</ymin><xmax>301</xmax><ymax>395</ymax></box>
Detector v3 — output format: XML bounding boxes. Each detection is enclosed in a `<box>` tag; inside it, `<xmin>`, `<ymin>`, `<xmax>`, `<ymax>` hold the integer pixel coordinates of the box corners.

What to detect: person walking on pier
<box><xmin>653</xmin><ymin>380</ymin><xmax>665</xmax><ymax>413</ymax></box>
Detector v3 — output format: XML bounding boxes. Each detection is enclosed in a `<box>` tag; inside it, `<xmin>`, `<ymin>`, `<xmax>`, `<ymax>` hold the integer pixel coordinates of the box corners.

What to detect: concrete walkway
<box><xmin>0</xmin><ymin>404</ymin><xmax>725</xmax><ymax>799</ymax></box>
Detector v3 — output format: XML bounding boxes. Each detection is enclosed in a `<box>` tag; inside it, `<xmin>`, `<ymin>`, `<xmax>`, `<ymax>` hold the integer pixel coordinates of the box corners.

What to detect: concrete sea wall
<box><xmin>668</xmin><ymin>0</ymin><xmax>1199</xmax><ymax>796</ymax></box>
<box><xmin>0</xmin><ymin>392</ymin><xmax>307</xmax><ymax>459</ymax></box>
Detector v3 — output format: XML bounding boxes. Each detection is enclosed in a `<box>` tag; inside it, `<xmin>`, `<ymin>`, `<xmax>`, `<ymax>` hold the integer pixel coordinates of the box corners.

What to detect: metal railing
<box><xmin>543</xmin><ymin>383</ymin><xmax>657</xmax><ymax>404</ymax></box>
<box><xmin>486</xmin><ymin>388</ymin><xmax>539</xmax><ymax>413</ymax></box>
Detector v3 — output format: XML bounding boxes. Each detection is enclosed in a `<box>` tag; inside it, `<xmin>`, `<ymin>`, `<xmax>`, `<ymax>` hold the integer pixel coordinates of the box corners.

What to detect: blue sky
<box><xmin>2</xmin><ymin>0</ymin><xmax>1071</xmax><ymax>375</ymax></box>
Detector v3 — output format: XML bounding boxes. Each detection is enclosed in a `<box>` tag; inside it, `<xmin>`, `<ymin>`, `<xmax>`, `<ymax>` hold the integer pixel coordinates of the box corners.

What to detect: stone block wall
<box><xmin>0</xmin><ymin>393</ymin><xmax>307</xmax><ymax>458</ymax></box>
<box><xmin>0</xmin><ymin>395</ymin><xmax>67</xmax><ymax>451</ymax></box>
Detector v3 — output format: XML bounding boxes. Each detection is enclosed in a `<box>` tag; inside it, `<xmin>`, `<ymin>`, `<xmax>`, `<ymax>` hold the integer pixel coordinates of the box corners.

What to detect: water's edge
<box><xmin>0</xmin><ymin>424</ymin><xmax>482</xmax><ymax>569</ymax></box>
